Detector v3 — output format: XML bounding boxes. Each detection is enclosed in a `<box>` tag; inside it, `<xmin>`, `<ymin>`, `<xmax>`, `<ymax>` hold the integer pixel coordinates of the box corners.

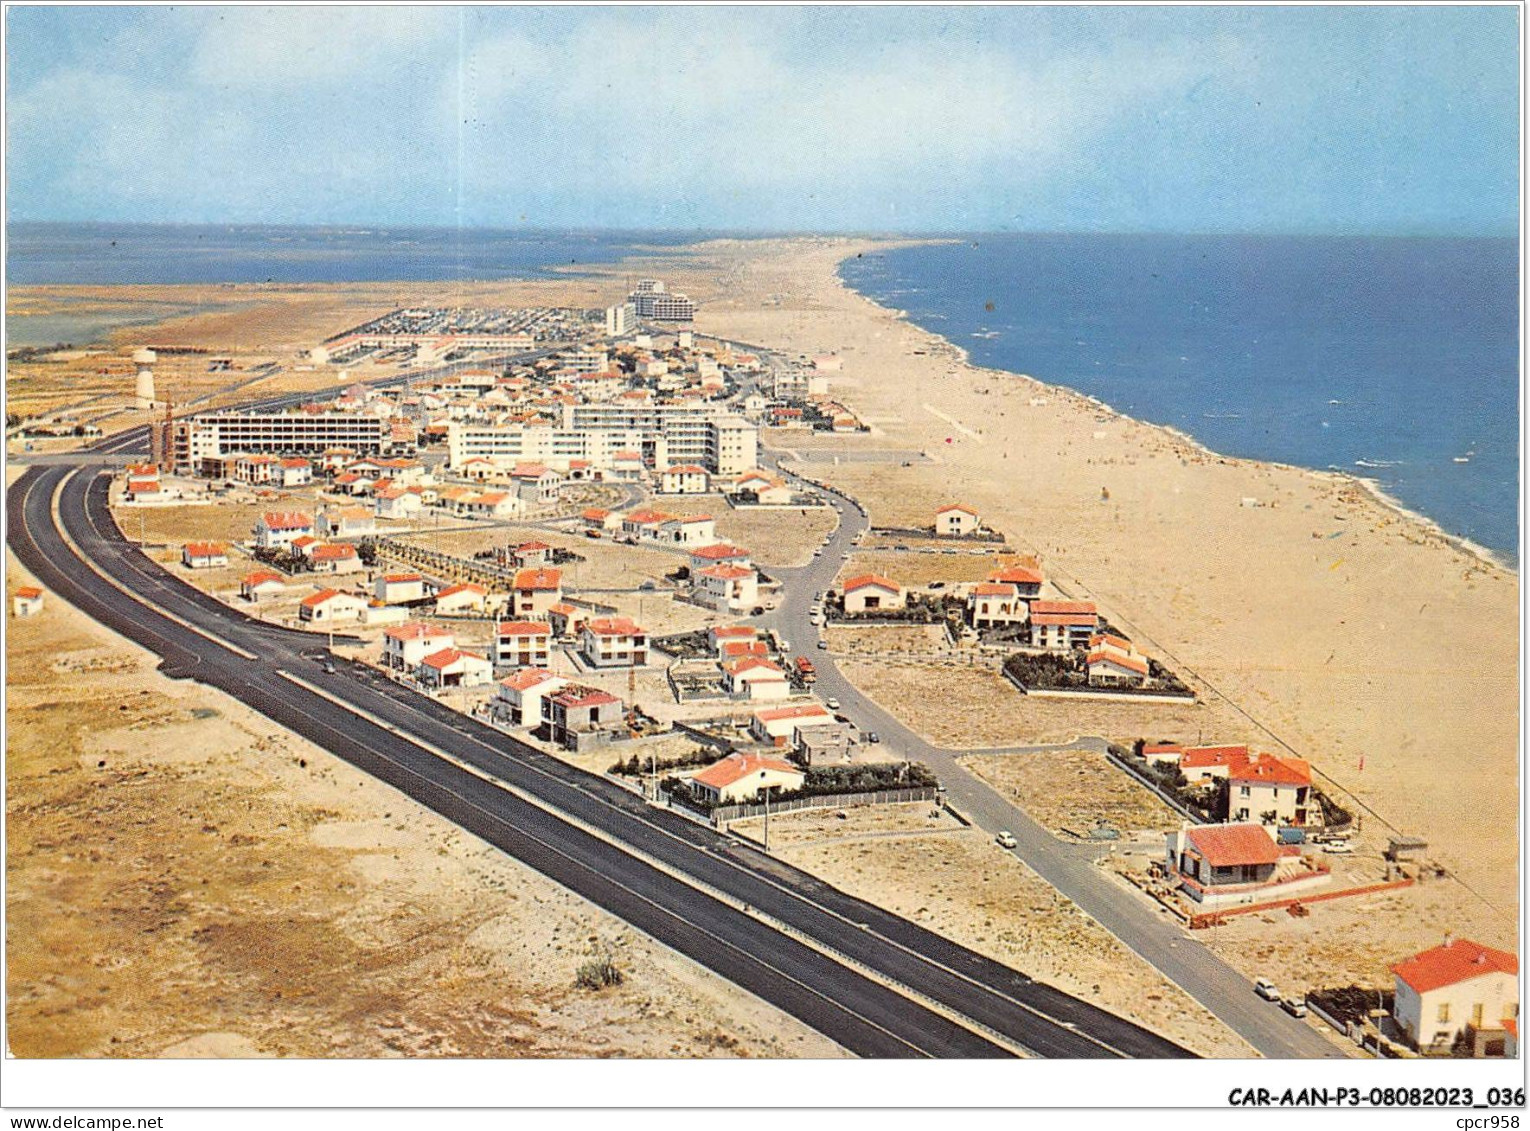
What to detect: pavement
<box><xmin>758</xmin><ymin>448</ymin><xmax>1348</xmax><ymax>1060</ymax></box>
<box><xmin>9</xmin><ymin>457</ymin><xmax>1196</xmax><ymax>1060</ymax></box>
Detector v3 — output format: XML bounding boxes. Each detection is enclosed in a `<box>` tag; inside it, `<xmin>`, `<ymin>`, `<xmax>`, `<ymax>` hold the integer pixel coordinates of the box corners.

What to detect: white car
<box><xmin>1254</xmin><ymin>978</ymin><xmax>1281</xmax><ymax>1002</ymax></box>
<box><xmin>995</xmin><ymin>831</ymin><xmax>1017</xmax><ymax>849</ymax></box>
<box><xmin>826</xmin><ymin>698</ymin><xmax>840</xmax><ymax>710</ymax></box>
<box><xmin>1322</xmin><ymin>841</ymin><xmax>1354</xmax><ymax>855</ymax></box>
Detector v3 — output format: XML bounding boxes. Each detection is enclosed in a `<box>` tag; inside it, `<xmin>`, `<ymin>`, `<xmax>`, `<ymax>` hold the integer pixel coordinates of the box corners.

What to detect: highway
<box><xmin>759</xmin><ymin>451</ymin><xmax>1346</xmax><ymax>1059</ymax></box>
<box><xmin>9</xmin><ymin>457</ymin><xmax>1195</xmax><ymax>1059</ymax></box>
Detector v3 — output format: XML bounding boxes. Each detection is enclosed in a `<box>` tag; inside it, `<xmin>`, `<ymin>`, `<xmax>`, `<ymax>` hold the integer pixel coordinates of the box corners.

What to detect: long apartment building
<box><xmin>168</xmin><ymin>410</ymin><xmax>393</xmax><ymax>470</ymax></box>
<box><xmin>447</xmin><ymin>402</ymin><xmax>756</xmax><ymax>475</ymax></box>
<box><xmin>628</xmin><ymin>279</ymin><xmax>696</xmax><ymax>322</ymax></box>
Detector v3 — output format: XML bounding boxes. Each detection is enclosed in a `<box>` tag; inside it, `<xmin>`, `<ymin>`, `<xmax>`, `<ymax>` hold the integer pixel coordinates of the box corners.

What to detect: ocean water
<box><xmin>840</xmin><ymin>234</ymin><xmax>1520</xmax><ymax>563</ymax></box>
<box><xmin>5</xmin><ymin>222</ymin><xmax>701</xmax><ymax>287</ymax></box>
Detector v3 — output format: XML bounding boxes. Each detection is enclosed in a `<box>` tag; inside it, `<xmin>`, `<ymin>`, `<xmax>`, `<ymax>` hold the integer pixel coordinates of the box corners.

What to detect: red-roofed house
<box><xmin>542</xmin><ymin>684</ymin><xmax>625</xmax><ymax>749</ymax></box>
<box><xmin>750</xmin><ymin>702</ymin><xmax>835</xmax><ymax>746</ymax></box>
<box><xmin>1228</xmin><ymin>754</ymin><xmax>1315</xmax><ymax>826</ymax></box>
<box><xmin>579</xmin><ymin>617</ymin><xmax>648</xmax><ymax>668</ymax></box>
<box><xmin>418</xmin><ymin>647</ymin><xmax>493</xmax><ymax>689</ymax></box>
<box><xmin>1029</xmin><ymin>600</ymin><xmax>1099</xmax><ymax>650</ymax></box>
<box><xmin>255</xmin><ymin>511</ymin><xmax>315</xmax><ymax>550</ymax></box>
<box><xmin>512</xmin><ymin>540</ymin><xmax>553</xmax><ymax>568</ymax></box>
<box><xmin>493</xmin><ymin>621</ymin><xmax>552</xmax><ymax>669</ymax></box>
<box><xmin>1178</xmin><ymin>745</ymin><xmax>1254</xmax><ymax>781</ymax></box>
<box><xmin>12</xmin><ymin>586</ymin><xmax>44</xmax><ymax>617</ymax></box>
<box><xmin>511</xmin><ymin>568</ymin><xmax>562</xmax><ymax>616</ymax></box>
<box><xmin>708</xmin><ymin>624</ymin><xmax>759</xmax><ymax>654</ymax></box>
<box><xmin>658</xmin><ymin>514</ymin><xmax>716</xmax><ymax>546</ymax></box>
<box><xmin>181</xmin><ymin>541</ymin><xmax>229</xmax><ymax>570</ymax></box>
<box><xmin>1391</xmin><ymin>938</ymin><xmax>1519</xmax><ymax>1055</ymax></box>
<box><xmin>494</xmin><ymin>668</ymin><xmax>567</xmax><ymax>726</ymax></box>
<box><xmin>842</xmin><ymin>575</ymin><xmax>905</xmax><ymax>614</ymax></box>
<box><xmin>689</xmin><ymin>753</ymin><xmax>805</xmax><ymax>805</ymax></box>
<box><xmin>723</xmin><ymin>658</ymin><xmax>790</xmax><ymax>701</ymax></box>
<box><xmin>310</xmin><ymin>542</ymin><xmax>363</xmax><ymax>574</ymax></box>
<box><xmin>581</xmin><ymin>507</ymin><xmax>621</xmax><ymax>532</ymax></box>
<box><xmin>660</xmin><ymin>465</ymin><xmax>711</xmax><ymax>494</ymax></box>
<box><xmin>987</xmin><ymin>564</ymin><xmax>1044</xmax><ymax>598</ymax></box>
<box><xmin>374</xmin><ymin>573</ymin><xmax>427</xmax><ymax>605</ymax></box>
<box><xmin>967</xmin><ymin>582</ymin><xmax>1025</xmax><ymax>627</ymax></box>
<box><xmin>319</xmin><ymin>506</ymin><xmax>376</xmax><ymax>540</ymax></box>
<box><xmin>434</xmin><ymin>582</ymin><xmax>488</xmax><ymax>614</ymax></box>
<box><xmin>1166</xmin><ymin>823</ymin><xmax>1330</xmax><ymax>908</ymax></box>
<box><xmin>298</xmin><ymin>588</ymin><xmax>367</xmax><ymax>624</ymax></box>
<box><xmin>279</xmin><ymin>457</ymin><xmax>313</xmax><ymax>487</ymax></box>
<box><xmin>690</xmin><ymin>543</ymin><xmax>752</xmax><ymax>568</ymax></box>
<box><xmin>935</xmin><ymin>503</ymin><xmax>981</xmax><ymax>537</ymax></box>
<box><xmin>1087</xmin><ymin>649</ymin><xmax>1150</xmax><ymax>687</ymax></box>
<box><xmin>694</xmin><ymin>563</ymin><xmax>760</xmax><ymax>614</ymax></box>
<box><xmin>241</xmin><ymin>570</ymin><xmax>287</xmax><ymax>602</ymax></box>
<box><xmin>382</xmin><ymin>622</ymin><xmax>456</xmax><ymax>670</ymax></box>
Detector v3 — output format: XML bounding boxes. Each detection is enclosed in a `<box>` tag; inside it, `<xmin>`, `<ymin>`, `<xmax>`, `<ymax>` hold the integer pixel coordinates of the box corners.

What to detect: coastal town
<box><xmin>8</xmin><ymin>260</ymin><xmax>1514</xmax><ymax>1064</ymax></box>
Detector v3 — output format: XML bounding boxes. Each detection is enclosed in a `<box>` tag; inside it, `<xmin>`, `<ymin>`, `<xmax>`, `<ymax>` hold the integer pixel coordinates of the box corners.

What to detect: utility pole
<box><xmin>763</xmin><ymin>786</ymin><xmax>771</xmax><ymax>853</ymax></box>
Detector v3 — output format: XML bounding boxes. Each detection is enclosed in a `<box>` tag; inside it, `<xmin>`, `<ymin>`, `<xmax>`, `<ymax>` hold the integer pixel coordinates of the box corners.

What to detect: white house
<box><xmin>374</xmin><ymin>486</ymin><xmax>423</xmax><ymax>521</ymax></box>
<box><xmin>658</xmin><ymin>514</ymin><xmax>716</xmax><ymax>546</ymax></box>
<box><xmin>309</xmin><ymin>543</ymin><xmax>363</xmax><ymax>575</ymax></box>
<box><xmin>694</xmin><ymin>563</ymin><xmax>760</xmax><ymax>613</ymax></box>
<box><xmin>1086</xmin><ymin>648</ymin><xmax>1150</xmax><ymax>688</ymax></box>
<box><xmin>375</xmin><ymin>573</ymin><xmax>427</xmax><ymax>605</ymax></box>
<box><xmin>255</xmin><ymin>511</ymin><xmax>315</xmax><ymax>551</ymax></box>
<box><xmin>511</xmin><ymin>541</ymin><xmax>553</xmax><ymax>568</ymax></box>
<box><xmin>740</xmin><ymin>477</ymin><xmax>792</xmax><ymax>506</ymax></box>
<box><xmin>967</xmin><ymin>582</ymin><xmax>1027</xmax><ymax>627</ymax></box>
<box><xmin>298</xmin><ymin>588</ymin><xmax>367</xmax><ymax>624</ymax></box>
<box><xmin>11</xmin><ymin>586</ymin><xmax>44</xmax><ymax>617</ymax></box>
<box><xmin>750</xmin><ymin>702</ymin><xmax>834</xmax><ymax>747</ymax></box>
<box><xmin>578</xmin><ymin>617</ymin><xmax>648</xmax><ymax>668</ymax></box>
<box><xmin>842</xmin><ymin>574</ymin><xmax>905</xmax><ymax>614</ymax></box>
<box><xmin>418</xmin><ymin>648</ymin><xmax>494</xmax><ymax>689</ymax></box>
<box><xmin>1029</xmin><ymin>600</ymin><xmax>1100</xmax><ymax>650</ymax></box>
<box><xmin>689</xmin><ymin>753</ymin><xmax>805</xmax><ymax>805</ymax></box>
<box><xmin>383</xmin><ymin>622</ymin><xmax>456</xmax><ymax>671</ymax></box>
<box><xmin>1391</xmin><ymin>938</ymin><xmax>1519</xmax><ymax>1056</ymax></box>
<box><xmin>319</xmin><ymin>506</ymin><xmax>377</xmax><ymax>540</ymax></box>
<box><xmin>464</xmin><ymin>491</ymin><xmax>521</xmax><ymax>519</ymax></box>
<box><xmin>723</xmin><ymin>658</ymin><xmax>791</xmax><ymax>701</ymax></box>
<box><xmin>1226</xmin><ymin>754</ymin><xmax>1316</xmax><ymax>826</ymax></box>
<box><xmin>278</xmin><ymin>457</ymin><xmax>313</xmax><ymax>487</ymax></box>
<box><xmin>690</xmin><ymin>543</ymin><xmax>752</xmax><ymax>570</ymax></box>
<box><xmin>494</xmin><ymin>668</ymin><xmax>567</xmax><ymax>726</ymax></box>
<box><xmin>511</xmin><ymin>568</ymin><xmax>562</xmax><ymax>616</ymax></box>
<box><xmin>660</xmin><ymin>464</ymin><xmax>711</xmax><ymax>494</ymax></box>
<box><xmin>434</xmin><ymin>582</ymin><xmax>489</xmax><ymax>614</ymax></box>
<box><xmin>493</xmin><ymin>620</ymin><xmax>552</xmax><ymax>669</ymax></box>
<box><xmin>240</xmin><ymin>570</ymin><xmax>287</xmax><ymax>602</ymax></box>
<box><xmin>181</xmin><ymin>541</ymin><xmax>229</xmax><ymax>570</ymax></box>
<box><xmin>935</xmin><ymin>503</ymin><xmax>981</xmax><ymax>536</ymax></box>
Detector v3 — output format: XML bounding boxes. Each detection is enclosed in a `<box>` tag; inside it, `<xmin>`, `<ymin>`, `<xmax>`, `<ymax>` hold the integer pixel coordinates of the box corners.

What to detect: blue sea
<box><xmin>840</xmin><ymin>234</ymin><xmax>1520</xmax><ymax>564</ymax></box>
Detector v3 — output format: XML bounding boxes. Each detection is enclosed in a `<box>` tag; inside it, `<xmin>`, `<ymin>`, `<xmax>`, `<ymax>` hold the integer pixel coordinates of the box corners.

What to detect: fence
<box><xmin>710</xmin><ymin>786</ymin><xmax>939</xmax><ymax>825</ymax></box>
<box><xmin>1105</xmin><ymin>751</ymin><xmax>1210</xmax><ymax>826</ymax></box>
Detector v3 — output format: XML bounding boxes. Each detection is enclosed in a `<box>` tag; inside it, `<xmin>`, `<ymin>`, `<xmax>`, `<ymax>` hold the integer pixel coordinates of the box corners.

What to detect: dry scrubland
<box><xmin>4</xmin><ymin>540</ymin><xmax>842</xmax><ymax>1059</ymax></box>
<box><xmin>963</xmin><ymin>749</ymin><xmax>1183</xmax><ymax>836</ymax></box>
<box><xmin>734</xmin><ymin>805</ymin><xmax>1252</xmax><ymax>1058</ymax></box>
<box><xmin>710</xmin><ymin>505</ymin><xmax>839</xmax><ymax>568</ymax></box>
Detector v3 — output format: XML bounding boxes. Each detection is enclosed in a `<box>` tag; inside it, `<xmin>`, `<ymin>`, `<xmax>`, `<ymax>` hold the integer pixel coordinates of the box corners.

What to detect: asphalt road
<box><xmin>10</xmin><ymin>459</ymin><xmax>1195</xmax><ymax>1059</ymax></box>
<box><xmin>759</xmin><ymin>451</ymin><xmax>1347</xmax><ymax>1060</ymax></box>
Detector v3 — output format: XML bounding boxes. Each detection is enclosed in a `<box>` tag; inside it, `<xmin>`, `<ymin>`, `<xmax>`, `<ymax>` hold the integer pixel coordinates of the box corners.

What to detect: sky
<box><xmin>4</xmin><ymin>5</ymin><xmax>1520</xmax><ymax>234</ymax></box>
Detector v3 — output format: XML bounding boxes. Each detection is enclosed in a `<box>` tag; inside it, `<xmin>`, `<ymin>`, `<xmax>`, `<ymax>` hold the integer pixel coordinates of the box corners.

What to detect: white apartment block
<box><xmin>172</xmin><ymin>411</ymin><xmax>392</xmax><ymax>468</ymax></box>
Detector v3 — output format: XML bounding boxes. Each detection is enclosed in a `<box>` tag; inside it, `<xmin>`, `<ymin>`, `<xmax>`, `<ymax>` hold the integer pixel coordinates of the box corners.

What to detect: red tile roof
<box><xmin>384</xmin><ymin>622</ymin><xmax>453</xmax><ymax>642</ymax></box>
<box><xmin>724</xmin><ymin>657</ymin><xmax>785</xmax><ymax>677</ymax></box>
<box><xmin>711</xmin><ymin>625</ymin><xmax>758</xmax><ymax>639</ymax></box>
<box><xmin>843</xmin><ymin>574</ymin><xmax>900</xmax><ymax>594</ymax></box>
<box><xmin>936</xmin><ymin>503</ymin><xmax>979</xmax><ymax>516</ymax></box>
<box><xmin>754</xmin><ymin>703</ymin><xmax>833</xmax><ymax>724</ymax></box>
<box><xmin>262</xmin><ymin>511</ymin><xmax>313</xmax><ymax>530</ymax></box>
<box><xmin>1180</xmin><ymin>744</ymin><xmax>1252</xmax><ymax>770</ymax></box>
<box><xmin>550</xmin><ymin>685</ymin><xmax>621</xmax><ymax>709</ymax></box>
<box><xmin>14</xmin><ymin>586</ymin><xmax>43</xmax><ymax>600</ymax></box>
<box><xmin>1087</xmin><ymin>651</ymin><xmax>1149</xmax><ymax>676</ymax></box>
<box><xmin>300</xmin><ymin>588</ymin><xmax>348</xmax><ymax>608</ymax></box>
<box><xmin>1391</xmin><ymin>939</ymin><xmax>1518</xmax><ymax>995</ymax></box>
<box><xmin>691</xmin><ymin>543</ymin><xmax>750</xmax><ymax>561</ymax></box>
<box><xmin>699</xmin><ymin>564</ymin><xmax>754</xmax><ymax>581</ymax></box>
<box><xmin>989</xmin><ymin>565</ymin><xmax>1044</xmax><ymax>585</ymax></box>
<box><xmin>515</xmin><ymin>541</ymin><xmax>552</xmax><ymax>553</ymax></box>
<box><xmin>311</xmin><ymin>543</ymin><xmax>358</xmax><ymax>562</ymax></box>
<box><xmin>721</xmin><ymin>640</ymin><xmax>769</xmax><ymax>658</ymax></box>
<box><xmin>1230</xmin><ymin>753</ymin><xmax>1311</xmax><ymax>788</ymax></box>
<box><xmin>497</xmin><ymin>620</ymin><xmax>552</xmax><ymax>637</ymax></box>
<box><xmin>183</xmin><ymin>541</ymin><xmax>227</xmax><ymax>558</ymax></box>
<box><xmin>435</xmin><ymin>582</ymin><xmax>486</xmax><ymax>599</ymax></box>
<box><xmin>242</xmin><ymin>570</ymin><xmax>285</xmax><ymax>588</ymax></box>
<box><xmin>420</xmin><ymin>647</ymin><xmax>485</xmax><ymax>670</ymax></box>
<box><xmin>513</xmin><ymin>567</ymin><xmax>562</xmax><ymax>591</ymax></box>
<box><xmin>585</xmin><ymin>616</ymin><xmax>645</xmax><ymax>637</ymax></box>
<box><xmin>500</xmin><ymin>668</ymin><xmax>562</xmax><ymax>692</ymax></box>
<box><xmin>692</xmin><ymin>753</ymin><xmax>803</xmax><ymax>791</ymax></box>
<box><xmin>1184</xmin><ymin>824</ymin><xmax>1282</xmax><ymax>868</ymax></box>
<box><xmin>972</xmin><ymin>582</ymin><xmax>1018</xmax><ymax>597</ymax></box>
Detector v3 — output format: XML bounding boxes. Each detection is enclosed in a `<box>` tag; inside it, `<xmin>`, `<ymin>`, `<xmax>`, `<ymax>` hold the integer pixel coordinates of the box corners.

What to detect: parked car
<box><xmin>928</xmin><ymin>581</ymin><xmax>946</xmax><ymax>589</ymax></box>
<box><xmin>816</xmin><ymin>639</ymin><xmax>828</xmax><ymax>650</ymax></box>
<box><xmin>1254</xmin><ymin>978</ymin><xmax>1281</xmax><ymax>1002</ymax></box>
<box><xmin>826</xmin><ymin>698</ymin><xmax>840</xmax><ymax>710</ymax></box>
<box><xmin>867</xmin><ymin>732</ymin><xmax>881</xmax><ymax>744</ymax></box>
<box><xmin>1322</xmin><ymin>842</ymin><xmax>1354</xmax><ymax>855</ymax></box>
<box><xmin>995</xmin><ymin>831</ymin><xmax>1017</xmax><ymax>849</ymax></box>
<box><xmin>1282</xmin><ymin>996</ymin><xmax>1308</xmax><ymax>1019</ymax></box>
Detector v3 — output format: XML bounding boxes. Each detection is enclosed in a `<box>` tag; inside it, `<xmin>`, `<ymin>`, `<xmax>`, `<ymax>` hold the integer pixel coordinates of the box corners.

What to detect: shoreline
<box><xmin>828</xmin><ymin>252</ymin><xmax>1517</xmax><ymax>577</ymax></box>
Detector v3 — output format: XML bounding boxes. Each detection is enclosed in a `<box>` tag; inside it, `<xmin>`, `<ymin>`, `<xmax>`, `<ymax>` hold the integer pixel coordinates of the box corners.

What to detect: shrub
<box><xmin>575</xmin><ymin>954</ymin><xmax>624</xmax><ymax>990</ymax></box>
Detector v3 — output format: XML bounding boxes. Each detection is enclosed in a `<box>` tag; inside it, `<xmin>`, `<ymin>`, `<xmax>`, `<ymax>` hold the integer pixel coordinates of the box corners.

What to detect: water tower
<box><xmin>133</xmin><ymin>347</ymin><xmax>156</xmax><ymax>409</ymax></box>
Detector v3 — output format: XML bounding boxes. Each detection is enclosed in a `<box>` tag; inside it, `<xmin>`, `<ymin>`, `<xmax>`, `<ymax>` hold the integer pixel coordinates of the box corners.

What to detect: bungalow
<box><xmin>579</xmin><ymin>617</ymin><xmax>649</xmax><ymax>668</ymax></box>
<box><xmin>374</xmin><ymin>573</ymin><xmax>427</xmax><ymax>605</ymax></box>
<box><xmin>542</xmin><ymin>684</ymin><xmax>626</xmax><ymax>749</ymax></box>
<box><xmin>298</xmin><ymin>588</ymin><xmax>367</xmax><ymax>624</ymax></box>
<box><xmin>12</xmin><ymin>586</ymin><xmax>44</xmax><ymax>617</ymax></box>
<box><xmin>1142</xmin><ymin>742</ymin><xmax>1186</xmax><ymax>766</ymax></box>
<box><xmin>581</xmin><ymin>507</ymin><xmax>621</xmax><ymax>533</ymax></box>
<box><xmin>709</xmin><ymin>624</ymin><xmax>760</xmax><ymax>655</ymax></box>
<box><xmin>842</xmin><ymin>574</ymin><xmax>905</xmax><ymax>614</ymax></box>
<box><xmin>723</xmin><ymin>657</ymin><xmax>791</xmax><ymax>701</ymax></box>
<box><xmin>511</xmin><ymin>464</ymin><xmax>561</xmax><ymax>507</ymax></box>
<box><xmin>182</xmin><ymin>541</ymin><xmax>229</xmax><ymax>570</ymax></box>
<box><xmin>1029</xmin><ymin>600</ymin><xmax>1100</xmax><ymax>650</ymax></box>
<box><xmin>660</xmin><ymin>465</ymin><xmax>711</xmax><ymax>494</ymax></box>
<box><xmin>690</xmin><ymin>543</ymin><xmax>752</xmax><ymax>569</ymax></box>
<box><xmin>124</xmin><ymin>476</ymin><xmax>167</xmax><ymax>503</ymax></box>
<box><xmin>512</xmin><ymin>541</ymin><xmax>552</xmax><ymax>568</ymax></box>
<box><xmin>967</xmin><ymin>582</ymin><xmax>1026</xmax><ymax>627</ymax></box>
<box><xmin>740</xmin><ymin>477</ymin><xmax>792</xmax><ymax>506</ymax></box>
<box><xmin>547</xmin><ymin>602</ymin><xmax>580</xmax><ymax>638</ymax></box>
<box><xmin>464</xmin><ymin>491</ymin><xmax>521</xmax><ymax>520</ymax></box>
<box><xmin>290</xmin><ymin>535</ymin><xmax>320</xmax><ymax>558</ymax></box>
<box><xmin>318</xmin><ymin>506</ymin><xmax>376</xmax><ymax>540</ymax></box>
<box><xmin>434</xmin><ymin>582</ymin><xmax>488</xmax><ymax>614</ymax></box>
<box><xmin>1165</xmin><ymin>822</ymin><xmax>1330</xmax><ymax>908</ymax></box>
<box><xmin>719</xmin><ymin>639</ymin><xmax>770</xmax><ymax>662</ymax></box>
<box><xmin>254</xmin><ymin>511</ymin><xmax>315</xmax><ymax>551</ymax></box>
<box><xmin>458</xmin><ymin>457</ymin><xmax>500</xmax><ymax>482</ymax></box>
<box><xmin>383</xmin><ymin>622</ymin><xmax>456</xmax><ymax>670</ymax></box>
<box><xmin>1391</xmin><ymin>937</ymin><xmax>1519</xmax><ymax>1056</ymax></box>
<box><xmin>278</xmin><ymin>457</ymin><xmax>313</xmax><ymax>487</ymax></box>
<box><xmin>309</xmin><ymin>543</ymin><xmax>363</xmax><ymax>574</ymax></box>
<box><xmin>1227</xmin><ymin>753</ymin><xmax>1315</xmax><ymax>826</ymax></box>
<box><xmin>493</xmin><ymin>620</ymin><xmax>552</xmax><ymax>669</ymax></box>
<box><xmin>511</xmin><ymin>568</ymin><xmax>562</xmax><ymax>616</ymax></box>
<box><xmin>935</xmin><ymin>503</ymin><xmax>981</xmax><ymax>536</ymax></box>
<box><xmin>690</xmin><ymin>753</ymin><xmax>805</xmax><ymax>806</ymax></box>
<box><xmin>621</xmin><ymin>509</ymin><xmax>676</xmax><ymax>542</ymax></box>
<box><xmin>418</xmin><ymin>648</ymin><xmax>494</xmax><ymax>689</ymax></box>
<box><xmin>733</xmin><ymin>470</ymin><xmax>775</xmax><ymax>495</ymax></box>
<box><xmin>694</xmin><ymin>563</ymin><xmax>760</xmax><ymax>614</ymax></box>
<box><xmin>1086</xmin><ymin>647</ymin><xmax>1150</xmax><ymax>688</ymax></box>
<box><xmin>240</xmin><ymin>570</ymin><xmax>287</xmax><ymax>602</ymax></box>
<box><xmin>494</xmin><ymin>668</ymin><xmax>567</xmax><ymax>726</ymax></box>
<box><xmin>373</xmin><ymin>486</ymin><xmax>423</xmax><ymax>521</ymax></box>
<box><xmin>750</xmin><ymin>702</ymin><xmax>834</xmax><ymax>747</ymax></box>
